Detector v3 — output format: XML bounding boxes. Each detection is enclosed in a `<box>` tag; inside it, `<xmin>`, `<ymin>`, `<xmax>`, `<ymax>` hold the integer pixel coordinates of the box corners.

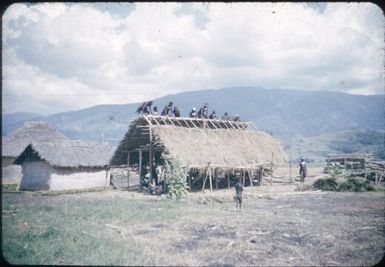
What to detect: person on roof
<box><xmin>161</xmin><ymin>101</ymin><xmax>174</xmax><ymax>116</ymax></box>
<box><xmin>222</xmin><ymin>112</ymin><xmax>229</xmax><ymax>120</ymax></box>
<box><xmin>209</xmin><ymin>110</ymin><xmax>217</xmax><ymax>119</ymax></box>
<box><xmin>152</xmin><ymin>106</ymin><xmax>158</xmax><ymax>115</ymax></box>
<box><xmin>198</xmin><ymin>103</ymin><xmax>209</xmax><ymax>119</ymax></box>
<box><xmin>173</xmin><ymin>106</ymin><xmax>181</xmax><ymax>117</ymax></box>
<box><xmin>234</xmin><ymin>114</ymin><xmax>241</xmax><ymax>122</ymax></box>
<box><xmin>136</xmin><ymin>101</ymin><xmax>153</xmax><ymax>115</ymax></box>
<box><xmin>189</xmin><ymin>107</ymin><xmax>197</xmax><ymax>118</ymax></box>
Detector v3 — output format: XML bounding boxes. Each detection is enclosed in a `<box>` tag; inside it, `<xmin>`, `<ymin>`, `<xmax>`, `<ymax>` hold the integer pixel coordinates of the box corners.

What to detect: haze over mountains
<box><xmin>3</xmin><ymin>87</ymin><xmax>384</xmax><ymax>161</ymax></box>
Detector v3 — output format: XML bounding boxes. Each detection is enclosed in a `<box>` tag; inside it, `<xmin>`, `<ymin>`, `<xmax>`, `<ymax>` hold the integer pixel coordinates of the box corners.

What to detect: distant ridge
<box><xmin>2</xmin><ymin>87</ymin><xmax>384</xmax><ymax>161</ymax></box>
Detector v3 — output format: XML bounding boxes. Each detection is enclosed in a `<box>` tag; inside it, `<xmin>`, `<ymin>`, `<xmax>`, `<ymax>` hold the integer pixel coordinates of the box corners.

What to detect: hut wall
<box><xmin>20</xmin><ymin>161</ymin><xmax>51</xmax><ymax>190</ymax></box>
<box><xmin>49</xmin><ymin>167</ymin><xmax>109</xmax><ymax>191</ymax></box>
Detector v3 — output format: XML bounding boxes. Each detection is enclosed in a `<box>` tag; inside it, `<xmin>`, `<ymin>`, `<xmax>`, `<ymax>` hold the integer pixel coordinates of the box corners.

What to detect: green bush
<box><xmin>313</xmin><ymin>178</ymin><xmax>338</xmax><ymax>191</ymax></box>
<box><xmin>165</xmin><ymin>159</ymin><xmax>188</xmax><ymax>199</ymax></box>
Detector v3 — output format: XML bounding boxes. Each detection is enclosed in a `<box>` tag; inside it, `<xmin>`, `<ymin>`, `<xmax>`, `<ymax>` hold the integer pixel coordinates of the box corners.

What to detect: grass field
<box><xmin>2</xmin><ymin>180</ymin><xmax>385</xmax><ymax>266</ymax></box>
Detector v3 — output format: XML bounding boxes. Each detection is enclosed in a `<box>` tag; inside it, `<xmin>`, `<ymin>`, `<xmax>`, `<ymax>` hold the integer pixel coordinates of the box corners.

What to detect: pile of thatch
<box><xmin>14</xmin><ymin>140</ymin><xmax>111</xmax><ymax>168</ymax></box>
<box><xmin>2</xmin><ymin>121</ymin><xmax>68</xmax><ymax>158</ymax></box>
<box><xmin>152</xmin><ymin>126</ymin><xmax>286</xmax><ymax>169</ymax></box>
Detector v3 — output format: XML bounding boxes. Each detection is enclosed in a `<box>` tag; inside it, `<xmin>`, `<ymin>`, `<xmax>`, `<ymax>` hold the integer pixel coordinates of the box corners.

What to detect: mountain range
<box><xmin>3</xmin><ymin>87</ymin><xmax>384</xmax><ymax>161</ymax></box>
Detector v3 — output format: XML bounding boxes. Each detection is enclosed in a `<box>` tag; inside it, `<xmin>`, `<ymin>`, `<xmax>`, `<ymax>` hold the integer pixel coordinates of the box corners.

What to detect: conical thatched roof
<box><xmin>111</xmin><ymin>116</ymin><xmax>286</xmax><ymax>170</ymax></box>
<box><xmin>2</xmin><ymin>121</ymin><xmax>68</xmax><ymax>157</ymax></box>
<box><xmin>14</xmin><ymin>139</ymin><xmax>110</xmax><ymax>168</ymax></box>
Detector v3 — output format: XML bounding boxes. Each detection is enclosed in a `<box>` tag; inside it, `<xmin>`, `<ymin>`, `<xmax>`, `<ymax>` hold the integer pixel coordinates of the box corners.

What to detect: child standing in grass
<box><xmin>234</xmin><ymin>178</ymin><xmax>243</xmax><ymax>211</ymax></box>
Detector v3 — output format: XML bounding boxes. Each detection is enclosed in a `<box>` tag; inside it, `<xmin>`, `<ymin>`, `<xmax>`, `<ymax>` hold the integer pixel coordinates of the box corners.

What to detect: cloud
<box><xmin>2</xmin><ymin>2</ymin><xmax>384</xmax><ymax>115</ymax></box>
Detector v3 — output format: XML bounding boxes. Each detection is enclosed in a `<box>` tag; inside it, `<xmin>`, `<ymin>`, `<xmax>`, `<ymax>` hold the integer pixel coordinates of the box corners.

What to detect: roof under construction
<box><xmin>111</xmin><ymin>115</ymin><xmax>286</xmax><ymax>170</ymax></box>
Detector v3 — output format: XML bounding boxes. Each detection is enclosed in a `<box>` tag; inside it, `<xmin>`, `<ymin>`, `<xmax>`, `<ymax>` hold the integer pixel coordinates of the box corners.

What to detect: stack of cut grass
<box><xmin>313</xmin><ymin>178</ymin><xmax>339</xmax><ymax>191</ymax></box>
<box><xmin>313</xmin><ymin>177</ymin><xmax>376</xmax><ymax>192</ymax></box>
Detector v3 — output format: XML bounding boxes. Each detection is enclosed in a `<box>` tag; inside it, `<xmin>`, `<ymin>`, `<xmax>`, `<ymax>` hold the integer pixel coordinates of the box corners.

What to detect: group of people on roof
<box><xmin>136</xmin><ymin>101</ymin><xmax>180</xmax><ymax>117</ymax></box>
<box><xmin>136</xmin><ymin>101</ymin><xmax>241</xmax><ymax>121</ymax></box>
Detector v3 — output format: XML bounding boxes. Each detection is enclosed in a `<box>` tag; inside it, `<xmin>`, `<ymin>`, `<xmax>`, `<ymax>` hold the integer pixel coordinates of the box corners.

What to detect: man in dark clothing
<box><xmin>189</xmin><ymin>107</ymin><xmax>197</xmax><ymax>118</ymax></box>
<box><xmin>234</xmin><ymin>114</ymin><xmax>241</xmax><ymax>122</ymax></box>
<box><xmin>198</xmin><ymin>103</ymin><xmax>209</xmax><ymax>118</ymax></box>
<box><xmin>234</xmin><ymin>178</ymin><xmax>243</xmax><ymax>211</ymax></box>
<box><xmin>152</xmin><ymin>106</ymin><xmax>159</xmax><ymax>115</ymax></box>
<box><xmin>222</xmin><ymin>112</ymin><xmax>229</xmax><ymax>120</ymax></box>
<box><xmin>209</xmin><ymin>110</ymin><xmax>217</xmax><ymax>119</ymax></box>
<box><xmin>173</xmin><ymin>106</ymin><xmax>181</xmax><ymax>117</ymax></box>
<box><xmin>299</xmin><ymin>158</ymin><xmax>307</xmax><ymax>182</ymax></box>
<box><xmin>161</xmin><ymin>101</ymin><xmax>174</xmax><ymax>116</ymax></box>
<box><xmin>136</xmin><ymin>101</ymin><xmax>153</xmax><ymax>115</ymax></box>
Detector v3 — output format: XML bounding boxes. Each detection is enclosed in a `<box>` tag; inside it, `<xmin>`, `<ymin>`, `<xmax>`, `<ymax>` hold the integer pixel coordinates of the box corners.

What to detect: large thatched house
<box><xmin>2</xmin><ymin>121</ymin><xmax>68</xmax><ymax>180</ymax></box>
<box><xmin>14</xmin><ymin>140</ymin><xmax>111</xmax><ymax>191</ymax></box>
<box><xmin>111</xmin><ymin>115</ymin><xmax>286</xmax><ymax>190</ymax></box>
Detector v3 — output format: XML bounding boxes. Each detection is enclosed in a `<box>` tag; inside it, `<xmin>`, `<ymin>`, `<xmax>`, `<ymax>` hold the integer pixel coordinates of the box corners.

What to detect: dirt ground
<box><xmin>2</xmin><ymin>164</ymin><xmax>385</xmax><ymax>266</ymax></box>
<box><xmin>3</xmin><ymin>178</ymin><xmax>385</xmax><ymax>266</ymax></box>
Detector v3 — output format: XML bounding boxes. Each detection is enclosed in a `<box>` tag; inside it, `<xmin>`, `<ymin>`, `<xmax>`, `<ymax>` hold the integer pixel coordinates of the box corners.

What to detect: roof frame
<box><xmin>140</xmin><ymin>115</ymin><xmax>254</xmax><ymax>131</ymax></box>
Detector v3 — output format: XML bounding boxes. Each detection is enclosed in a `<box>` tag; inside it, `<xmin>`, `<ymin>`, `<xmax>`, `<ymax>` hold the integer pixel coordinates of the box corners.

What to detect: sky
<box><xmin>2</xmin><ymin>2</ymin><xmax>384</xmax><ymax>115</ymax></box>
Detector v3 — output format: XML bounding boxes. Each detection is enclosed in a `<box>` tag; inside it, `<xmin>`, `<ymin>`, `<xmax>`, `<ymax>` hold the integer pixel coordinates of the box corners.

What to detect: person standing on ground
<box><xmin>234</xmin><ymin>177</ymin><xmax>243</xmax><ymax>211</ymax></box>
<box><xmin>299</xmin><ymin>158</ymin><xmax>307</xmax><ymax>182</ymax></box>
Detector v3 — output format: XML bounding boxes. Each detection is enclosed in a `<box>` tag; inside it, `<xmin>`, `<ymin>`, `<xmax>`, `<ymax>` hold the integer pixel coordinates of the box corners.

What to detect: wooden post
<box><xmin>215</xmin><ymin>169</ymin><xmax>218</xmax><ymax>190</ymax></box>
<box><xmin>139</xmin><ymin>149</ymin><xmax>142</xmax><ymax>179</ymax></box>
<box><xmin>289</xmin><ymin>153</ymin><xmax>292</xmax><ymax>182</ymax></box>
<box><xmin>270</xmin><ymin>153</ymin><xmax>274</xmax><ymax>186</ymax></box>
<box><xmin>364</xmin><ymin>158</ymin><xmax>367</xmax><ymax>180</ymax></box>
<box><xmin>209</xmin><ymin>167</ymin><xmax>213</xmax><ymax>192</ymax></box>
<box><xmin>188</xmin><ymin>174</ymin><xmax>192</xmax><ymax>191</ymax></box>
<box><xmin>149</xmin><ymin>126</ymin><xmax>153</xmax><ymax>181</ymax></box>
<box><xmin>202</xmin><ymin>171</ymin><xmax>208</xmax><ymax>193</ymax></box>
<box><xmin>248</xmin><ymin>170</ymin><xmax>253</xmax><ymax>187</ymax></box>
<box><xmin>127</xmin><ymin>152</ymin><xmax>130</xmax><ymax>189</ymax></box>
<box><xmin>242</xmin><ymin>170</ymin><xmax>245</xmax><ymax>187</ymax></box>
<box><xmin>227</xmin><ymin>173</ymin><xmax>230</xmax><ymax>189</ymax></box>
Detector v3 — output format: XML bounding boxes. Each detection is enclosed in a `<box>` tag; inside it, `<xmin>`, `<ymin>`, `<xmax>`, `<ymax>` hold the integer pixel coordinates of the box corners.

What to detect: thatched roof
<box><xmin>111</xmin><ymin>116</ymin><xmax>286</xmax><ymax>170</ymax></box>
<box><xmin>153</xmin><ymin>126</ymin><xmax>286</xmax><ymax>168</ymax></box>
<box><xmin>14</xmin><ymin>139</ymin><xmax>110</xmax><ymax>168</ymax></box>
<box><xmin>2</xmin><ymin>121</ymin><xmax>68</xmax><ymax>158</ymax></box>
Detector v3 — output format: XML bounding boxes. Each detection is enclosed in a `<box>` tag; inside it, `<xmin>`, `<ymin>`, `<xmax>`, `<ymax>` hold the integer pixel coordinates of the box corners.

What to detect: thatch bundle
<box><xmin>2</xmin><ymin>121</ymin><xmax>68</xmax><ymax>157</ymax></box>
<box><xmin>14</xmin><ymin>140</ymin><xmax>110</xmax><ymax>168</ymax></box>
<box><xmin>153</xmin><ymin>126</ymin><xmax>286</xmax><ymax>169</ymax></box>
